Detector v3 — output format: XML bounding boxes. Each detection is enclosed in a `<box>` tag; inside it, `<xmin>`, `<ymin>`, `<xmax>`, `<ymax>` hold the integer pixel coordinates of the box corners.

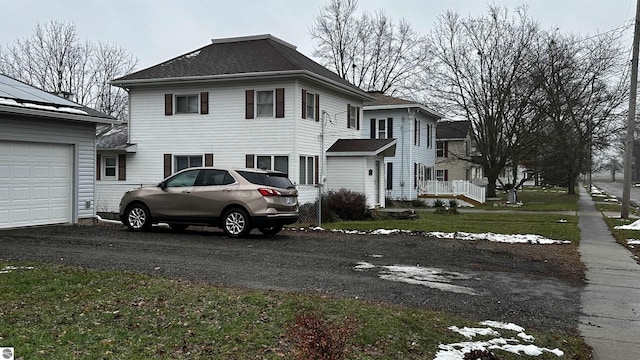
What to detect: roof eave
<box><xmin>0</xmin><ymin>104</ymin><xmax>120</xmax><ymax>124</ymax></box>
<box><xmin>111</xmin><ymin>70</ymin><xmax>374</xmax><ymax>101</ymax></box>
<box><xmin>364</xmin><ymin>104</ymin><xmax>444</xmax><ymax>119</ymax></box>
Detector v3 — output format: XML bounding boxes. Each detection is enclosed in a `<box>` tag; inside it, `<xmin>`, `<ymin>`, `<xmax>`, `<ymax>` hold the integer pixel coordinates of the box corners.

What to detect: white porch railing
<box><xmin>418</xmin><ymin>180</ymin><xmax>486</xmax><ymax>204</ymax></box>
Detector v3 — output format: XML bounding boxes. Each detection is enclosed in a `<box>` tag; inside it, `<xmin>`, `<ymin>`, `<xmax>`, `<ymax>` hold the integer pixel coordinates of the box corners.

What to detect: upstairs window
<box><xmin>176</xmin><ymin>94</ymin><xmax>199</xmax><ymax>114</ymax></box>
<box><xmin>436</xmin><ymin>141</ymin><xmax>448</xmax><ymax>157</ymax></box>
<box><xmin>256</xmin><ymin>90</ymin><xmax>274</xmax><ymax>117</ymax></box>
<box><xmin>306</xmin><ymin>92</ymin><xmax>315</xmax><ymax>120</ymax></box>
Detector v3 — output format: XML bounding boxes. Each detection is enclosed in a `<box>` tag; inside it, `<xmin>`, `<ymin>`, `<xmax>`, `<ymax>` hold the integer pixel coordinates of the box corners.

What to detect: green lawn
<box><xmin>0</xmin><ymin>261</ymin><xmax>589</xmax><ymax>359</ymax></box>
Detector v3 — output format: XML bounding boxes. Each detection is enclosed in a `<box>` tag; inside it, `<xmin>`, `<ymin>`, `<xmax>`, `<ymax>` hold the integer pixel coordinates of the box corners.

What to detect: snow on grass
<box><xmin>614</xmin><ymin>220</ymin><xmax>640</xmax><ymax>230</ymax></box>
<box><xmin>0</xmin><ymin>265</ymin><xmax>34</xmax><ymax>274</ymax></box>
<box><xmin>627</xmin><ymin>239</ymin><xmax>640</xmax><ymax>245</ymax></box>
<box><xmin>435</xmin><ymin>320</ymin><xmax>564</xmax><ymax>359</ymax></box>
<box><xmin>305</xmin><ymin>227</ymin><xmax>570</xmax><ymax>244</ymax></box>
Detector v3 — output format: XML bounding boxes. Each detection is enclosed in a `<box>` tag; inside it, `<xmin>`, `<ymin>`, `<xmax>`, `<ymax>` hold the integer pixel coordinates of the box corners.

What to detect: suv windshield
<box><xmin>237</xmin><ymin>170</ymin><xmax>295</xmax><ymax>189</ymax></box>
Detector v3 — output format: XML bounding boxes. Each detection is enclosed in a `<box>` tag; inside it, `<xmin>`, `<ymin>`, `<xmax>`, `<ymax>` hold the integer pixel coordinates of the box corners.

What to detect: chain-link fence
<box><xmin>296</xmin><ymin>185</ymin><xmax>321</xmax><ymax>226</ymax></box>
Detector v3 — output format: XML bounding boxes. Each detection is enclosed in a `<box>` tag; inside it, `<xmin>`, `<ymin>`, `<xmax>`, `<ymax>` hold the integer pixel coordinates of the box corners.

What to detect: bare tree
<box><xmin>530</xmin><ymin>31</ymin><xmax>627</xmax><ymax>193</ymax></box>
<box><xmin>310</xmin><ymin>0</ymin><xmax>427</xmax><ymax>94</ymax></box>
<box><xmin>423</xmin><ymin>6</ymin><xmax>541</xmax><ymax>198</ymax></box>
<box><xmin>0</xmin><ymin>20</ymin><xmax>137</xmax><ymax>120</ymax></box>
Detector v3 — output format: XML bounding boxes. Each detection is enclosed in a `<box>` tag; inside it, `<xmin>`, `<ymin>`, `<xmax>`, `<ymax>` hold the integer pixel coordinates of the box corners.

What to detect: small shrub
<box><xmin>286</xmin><ymin>312</ymin><xmax>357</xmax><ymax>360</ymax></box>
<box><xmin>298</xmin><ymin>200</ymin><xmax>337</xmax><ymax>225</ymax></box>
<box><xmin>325</xmin><ymin>189</ymin><xmax>368</xmax><ymax>220</ymax></box>
<box><xmin>448</xmin><ymin>199</ymin><xmax>460</xmax><ymax>214</ymax></box>
<box><xmin>411</xmin><ymin>198</ymin><xmax>427</xmax><ymax>207</ymax></box>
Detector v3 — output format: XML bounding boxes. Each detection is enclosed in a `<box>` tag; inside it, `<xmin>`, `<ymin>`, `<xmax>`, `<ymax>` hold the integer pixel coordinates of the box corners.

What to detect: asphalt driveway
<box><xmin>0</xmin><ymin>223</ymin><xmax>583</xmax><ymax>334</ymax></box>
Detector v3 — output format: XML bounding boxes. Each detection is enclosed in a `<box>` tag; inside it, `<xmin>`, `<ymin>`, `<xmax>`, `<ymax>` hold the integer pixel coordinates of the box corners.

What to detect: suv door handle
<box><xmin>182</xmin><ymin>190</ymin><xmax>191</xmax><ymax>194</ymax></box>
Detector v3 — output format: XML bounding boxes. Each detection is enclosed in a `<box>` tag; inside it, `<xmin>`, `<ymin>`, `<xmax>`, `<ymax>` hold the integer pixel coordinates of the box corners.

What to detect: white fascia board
<box><xmin>364</xmin><ymin>104</ymin><xmax>445</xmax><ymax>119</ymax></box>
<box><xmin>111</xmin><ymin>70</ymin><xmax>374</xmax><ymax>102</ymax></box>
<box><xmin>0</xmin><ymin>104</ymin><xmax>120</xmax><ymax>124</ymax></box>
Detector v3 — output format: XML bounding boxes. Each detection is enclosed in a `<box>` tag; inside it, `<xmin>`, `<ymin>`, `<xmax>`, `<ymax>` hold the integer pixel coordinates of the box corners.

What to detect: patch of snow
<box><xmin>309</xmin><ymin>227</ymin><xmax>570</xmax><ymax>245</ymax></box>
<box><xmin>427</xmin><ymin>231</ymin><xmax>570</xmax><ymax>245</ymax></box>
<box><xmin>185</xmin><ymin>50</ymin><xmax>201</xmax><ymax>58</ymax></box>
<box><xmin>435</xmin><ymin>321</ymin><xmax>564</xmax><ymax>359</ymax></box>
<box><xmin>354</xmin><ymin>261</ymin><xmax>376</xmax><ymax>271</ymax></box>
<box><xmin>0</xmin><ymin>265</ymin><xmax>35</xmax><ymax>274</ymax></box>
<box><xmin>448</xmin><ymin>326</ymin><xmax>499</xmax><ymax>339</ymax></box>
<box><xmin>354</xmin><ymin>262</ymin><xmax>479</xmax><ymax>295</ymax></box>
<box><xmin>614</xmin><ymin>220</ymin><xmax>640</xmax><ymax>230</ymax></box>
<box><xmin>479</xmin><ymin>320</ymin><xmax>525</xmax><ymax>332</ymax></box>
<box><xmin>627</xmin><ymin>239</ymin><xmax>640</xmax><ymax>245</ymax></box>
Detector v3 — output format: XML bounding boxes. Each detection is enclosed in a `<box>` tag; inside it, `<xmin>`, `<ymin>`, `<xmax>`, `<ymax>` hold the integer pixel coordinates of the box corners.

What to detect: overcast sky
<box><xmin>0</xmin><ymin>0</ymin><xmax>636</xmax><ymax>71</ymax></box>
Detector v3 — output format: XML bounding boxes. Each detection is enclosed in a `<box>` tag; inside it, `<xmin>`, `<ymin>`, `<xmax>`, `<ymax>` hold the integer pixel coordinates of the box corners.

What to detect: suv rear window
<box><xmin>237</xmin><ymin>170</ymin><xmax>295</xmax><ymax>189</ymax></box>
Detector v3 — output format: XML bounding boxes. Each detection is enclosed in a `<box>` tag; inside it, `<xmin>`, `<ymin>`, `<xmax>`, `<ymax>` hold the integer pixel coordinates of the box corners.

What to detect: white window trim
<box><xmin>251</xmin><ymin>154</ymin><xmax>289</xmax><ymax>174</ymax></box>
<box><xmin>299</xmin><ymin>155</ymin><xmax>316</xmax><ymax>185</ymax></box>
<box><xmin>377</xmin><ymin>118</ymin><xmax>388</xmax><ymax>139</ymax></box>
<box><xmin>436</xmin><ymin>169</ymin><xmax>446</xmax><ymax>181</ymax></box>
<box><xmin>174</xmin><ymin>155</ymin><xmax>203</xmax><ymax>172</ymax></box>
<box><xmin>349</xmin><ymin>105</ymin><xmax>357</xmax><ymax>128</ymax></box>
<box><xmin>256</xmin><ymin>90</ymin><xmax>275</xmax><ymax>118</ymax></box>
<box><xmin>175</xmin><ymin>94</ymin><xmax>199</xmax><ymax>114</ymax></box>
<box><xmin>306</xmin><ymin>92</ymin><xmax>315</xmax><ymax>120</ymax></box>
<box><xmin>102</xmin><ymin>155</ymin><xmax>118</xmax><ymax>180</ymax></box>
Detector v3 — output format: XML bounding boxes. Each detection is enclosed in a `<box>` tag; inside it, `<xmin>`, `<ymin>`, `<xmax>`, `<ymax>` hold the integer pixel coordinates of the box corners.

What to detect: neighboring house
<box><xmin>0</xmin><ymin>74</ymin><xmax>117</xmax><ymax>229</ymax></box>
<box><xmin>98</xmin><ymin>34</ymin><xmax>396</xmax><ymax>212</ymax></box>
<box><xmin>363</xmin><ymin>92</ymin><xmax>443</xmax><ymax>201</ymax></box>
<box><xmin>435</xmin><ymin>120</ymin><xmax>484</xmax><ymax>184</ymax></box>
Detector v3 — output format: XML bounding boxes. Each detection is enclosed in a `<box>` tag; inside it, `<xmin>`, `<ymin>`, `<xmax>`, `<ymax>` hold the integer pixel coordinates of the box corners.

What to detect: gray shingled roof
<box><xmin>112</xmin><ymin>34</ymin><xmax>366</xmax><ymax>97</ymax></box>
<box><xmin>437</xmin><ymin>120</ymin><xmax>471</xmax><ymax>140</ymax></box>
<box><xmin>96</xmin><ymin>123</ymin><xmax>129</xmax><ymax>150</ymax></box>
<box><xmin>365</xmin><ymin>91</ymin><xmax>416</xmax><ymax>106</ymax></box>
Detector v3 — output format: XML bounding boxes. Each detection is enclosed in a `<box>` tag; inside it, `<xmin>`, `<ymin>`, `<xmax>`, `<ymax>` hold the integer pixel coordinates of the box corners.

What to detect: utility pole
<box><xmin>622</xmin><ymin>0</ymin><xmax>640</xmax><ymax>218</ymax></box>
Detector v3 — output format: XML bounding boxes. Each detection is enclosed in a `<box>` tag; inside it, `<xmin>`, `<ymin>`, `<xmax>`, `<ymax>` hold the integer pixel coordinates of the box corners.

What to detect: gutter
<box><xmin>111</xmin><ymin>70</ymin><xmax>375</xmax><ymax>101</ymax></box>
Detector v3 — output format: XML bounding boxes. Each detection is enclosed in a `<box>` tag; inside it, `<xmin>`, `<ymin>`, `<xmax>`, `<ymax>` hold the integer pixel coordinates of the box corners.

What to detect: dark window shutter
<box><xmin>315</xmin><ymin>155</ymin><xmax>319</xmax><ymax>184</ymax></box>
<box><xmin>164</xmin><ymin>94</ymin><xmax>173</xmax><ymax>116</ymax></box>
<box><xmin>275</xmin><ymin>88</ymin><xmax>284</xmax><ymax>118</ymax></box>
<box><xmin>200</xmin><ymin>92</ymin><xmax>209</xmax><ymax>115</ymax></box>
<box><xmin>370</xmin><ymin>119</ymin><xmax>376</xmax><ymax>139</ymax></box>
<box><xmin>347</xmin><ymin>104</ymin><xmax>351</xmax><ymax>128</ymax></box>
<box><xmin>205</xmin><ymin>153</ymin><xmax>213</xmax><ymax>166</ymax></box>
<box><xmin>414</xmin><ymin>163</ymin><xmax>417</xmax><ymax>188</ymax></box>
<box><xmin>164</xmin><ymin>154</ymin><xmax>172</xmax><ymax>178</ymax></box>
<box><xmin>301</xmin><ymin>89</ymin><xmax>307</xmax><ymax>119</ymax></box>
<box><xmin>356</xmin><ymin>107</ymin><xmax>360</xmax><ymax>130</ymax></box>
<box><xmin>246</xmin><ymin>154</ymin><xmax>254</xmax><ymax>168</ymax></box>
<box><xmin>245</xmin><ymin>90</ymin><xmax>254</xmax><ymax>119</ymax></box>
<box><xmin>386</xmin><ymin>162</ymin><xmax>393</xmax><ymax>190</ymax></box>
<box><xmin>96</xmin><ymin>154</ymin><xmax>101</xmax><ymax>180</ymax></box>
<box><xmin>388</xmin><ymin>118</ymin><xmax>393</xmax><ymax>139</ymax></box>
<box><xmin>444</xmin><ymin>141</ymin><xmax>449</xmax><ymax>157</ymax></box>
<box><xmin>315</xmin><ymin>94</ymin><xmax>320</xmax><ymax>122</ymax></box>
<box><xmin>118</xmin><ymin>154</ymin><xmax>126</xmax><ymax>181</ymax></box>
<box><xmin>444</xmin><ymin>169</ymin><xmax>449</xmax><ymax>181</ymax></box>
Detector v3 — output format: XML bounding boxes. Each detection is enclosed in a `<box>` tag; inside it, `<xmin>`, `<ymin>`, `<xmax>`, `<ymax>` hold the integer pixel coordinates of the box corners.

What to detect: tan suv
<box><xmin>119</xmin><ymin>167</ymin><xmax>299</xmax><ymax>237</ymax></box>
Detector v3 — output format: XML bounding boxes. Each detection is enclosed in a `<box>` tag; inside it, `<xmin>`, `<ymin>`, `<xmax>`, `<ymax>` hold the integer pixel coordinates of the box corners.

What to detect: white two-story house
<box><xmin>96</xmin><ymin>34</ymin><xmax>396</xmax><ymax>212</ymax></box>
<box><xmin>363</xmin><ymin>92</ymin><xmax>443</xmax><ymax>201</ymax></box>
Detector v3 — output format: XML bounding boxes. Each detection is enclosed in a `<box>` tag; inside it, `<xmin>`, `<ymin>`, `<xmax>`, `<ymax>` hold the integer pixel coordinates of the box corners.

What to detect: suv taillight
<box><xmin>258</xmin><ymin>188</ymin><xmax>282</xmax><ymax>196</ymax></box>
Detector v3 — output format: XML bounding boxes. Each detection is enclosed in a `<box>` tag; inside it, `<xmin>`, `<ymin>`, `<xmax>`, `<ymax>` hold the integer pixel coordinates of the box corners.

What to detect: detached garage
<box><xmin>0</xmin><ymin>75</ymin><xmax>117</xmax><ymax>229</ymax></box>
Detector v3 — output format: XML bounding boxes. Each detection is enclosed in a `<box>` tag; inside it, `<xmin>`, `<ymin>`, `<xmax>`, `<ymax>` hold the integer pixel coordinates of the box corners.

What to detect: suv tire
<box><xmin>124</xmin><ymin>203</ymin><xmax>152</xmax><ymax>231</ymax></box>
<box><xmin>223</xmin><ymin>208</ymin><xmax>250</xmax><ymax>238</ymax></box>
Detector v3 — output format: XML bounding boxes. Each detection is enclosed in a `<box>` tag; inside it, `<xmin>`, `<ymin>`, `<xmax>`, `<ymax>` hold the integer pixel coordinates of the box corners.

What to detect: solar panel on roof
<box><xmin>0</xmin><ymin>74</ymin><xmax>79</xmax><ymax>107</ymax></box>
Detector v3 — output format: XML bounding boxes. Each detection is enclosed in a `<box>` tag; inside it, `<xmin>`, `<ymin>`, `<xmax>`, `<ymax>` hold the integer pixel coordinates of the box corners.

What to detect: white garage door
<box><xmin>0</xmin><ymin>141</ymin><xmax>72</xmax><ymax>228</ymax></box>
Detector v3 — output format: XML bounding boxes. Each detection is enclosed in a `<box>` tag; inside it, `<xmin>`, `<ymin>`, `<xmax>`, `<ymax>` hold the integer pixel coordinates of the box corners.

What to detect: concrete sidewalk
<box><xmin>578</xmin><ymin>188</ymin><xmax>640</xmax><ymax>359</ymax></box>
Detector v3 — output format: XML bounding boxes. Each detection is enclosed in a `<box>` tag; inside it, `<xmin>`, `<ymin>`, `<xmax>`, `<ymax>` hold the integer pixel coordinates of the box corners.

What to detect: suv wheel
<box><xmin>223</xmin><ymin>208</ymin><xmax>251</xmax><ymax>238</ymax></box>
<box><xmin>259</xmin><ymin>225</ymin><xmax>283</xmax><ymax>236</ymax></box>
<box><xmin>125</xmin><ymin>203</ymin><xmax>152</xmax><ymax>231</ymax></box>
